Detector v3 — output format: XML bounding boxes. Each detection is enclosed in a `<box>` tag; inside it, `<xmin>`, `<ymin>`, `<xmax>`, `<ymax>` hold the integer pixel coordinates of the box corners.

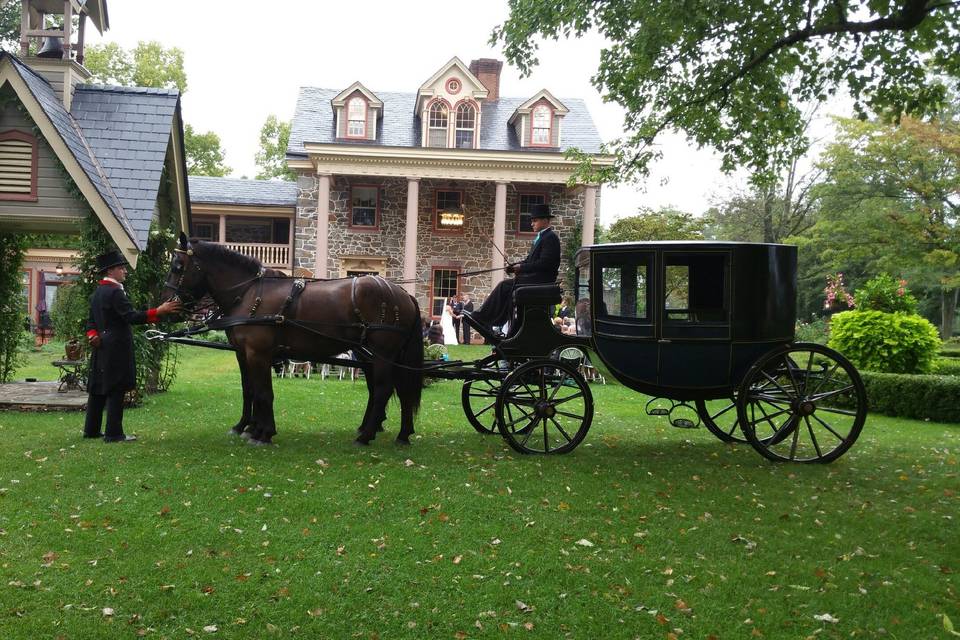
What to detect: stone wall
<box><xmin>294</xmin><ymin>170</ymin><xmax>587</xmax><ymax>314</ymax></box>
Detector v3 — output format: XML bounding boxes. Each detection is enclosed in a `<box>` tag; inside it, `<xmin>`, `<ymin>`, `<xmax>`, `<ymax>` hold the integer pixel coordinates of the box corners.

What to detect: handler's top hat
<box><xmin>95</xmin><ymin>250</ymin><xmax>128</xmax><ymax>273</ymax></box>
<box><xmin>530</xmin><ymin>203</ymin><xmax>554</xmax><ymax>219</ymax></box>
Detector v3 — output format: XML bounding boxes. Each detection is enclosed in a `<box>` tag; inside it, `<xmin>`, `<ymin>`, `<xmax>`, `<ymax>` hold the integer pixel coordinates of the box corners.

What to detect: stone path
<box><xmin>0</xmin><ymin>381</ymin><xmax>86</xmax><ymax>411</ymax></box>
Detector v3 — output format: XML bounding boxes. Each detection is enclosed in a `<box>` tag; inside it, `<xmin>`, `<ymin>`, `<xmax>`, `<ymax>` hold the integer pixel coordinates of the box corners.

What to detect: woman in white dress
<box><xmin>441</xmin><ymin>300</ymin><xmax>458</xmax><ymax>345</ymax></box>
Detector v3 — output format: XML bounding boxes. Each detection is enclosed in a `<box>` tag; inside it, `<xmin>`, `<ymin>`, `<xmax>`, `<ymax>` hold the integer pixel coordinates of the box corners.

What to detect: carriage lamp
<box><xmin>55</xmin><ymin>263</ymin><xmax>63</xmax><ymax>275</ymax></box>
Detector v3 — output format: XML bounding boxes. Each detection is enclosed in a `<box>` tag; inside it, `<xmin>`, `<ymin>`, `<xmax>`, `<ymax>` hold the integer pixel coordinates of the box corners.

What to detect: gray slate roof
<box><xmin>189</xmin><ymin>176</ymin><xmax>298</xmax><ymax>206</ymax></box>
<box><xmin>287</xmin><ymin>87</ymin><xmax>603</xmax><ymax>157</ymax></box>
<box><xmin>72</xmin><ymin>84</ymin><xmax>181</xmax><ymax>249</ymax></box>
<box><xmin>4</xmin><ymin>52</ymin><xmax>184</xmax><ymax>251</ymax></box>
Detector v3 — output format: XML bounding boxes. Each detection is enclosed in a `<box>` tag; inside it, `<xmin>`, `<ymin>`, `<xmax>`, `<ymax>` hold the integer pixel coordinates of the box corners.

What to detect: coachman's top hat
<box><xmin>530</xmin><ymin>203</ymin><xmax>554</xmax><ymax>219</ymax></box>
<box><xmin>95</xmin><ymin>250</ymin><xmax>128</xmax><ymax>273</ymax></box>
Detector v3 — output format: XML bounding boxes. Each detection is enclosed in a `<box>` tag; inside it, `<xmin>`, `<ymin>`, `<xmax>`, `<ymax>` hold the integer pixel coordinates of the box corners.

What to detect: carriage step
<box><xmin>669</xmin><ymin>418</ymin><xmax>699</xmax><ymax>429</ymax></box>
<box><xmin>647</xmin><ymin>408</ymin><xmax>669</xmax><ymax>416</ymax></box>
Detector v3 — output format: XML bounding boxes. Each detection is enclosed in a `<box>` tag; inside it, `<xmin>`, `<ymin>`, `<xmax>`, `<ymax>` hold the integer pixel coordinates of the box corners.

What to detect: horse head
<box><xmin>160</xmin><ymin>232</ymin><xmax>208</xmax><ymax>306</ymax></box>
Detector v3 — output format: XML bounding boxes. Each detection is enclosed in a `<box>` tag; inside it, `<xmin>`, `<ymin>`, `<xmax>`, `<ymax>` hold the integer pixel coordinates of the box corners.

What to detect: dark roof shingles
<box><xmin>287</xmin><ymin>87</ymin><xmax>603</xmax><ymax>156</ymax></box>
<box><xmin>188</xmin><ymin>176</ymin><xmax>298</xmax><ymax>206</ymax></box>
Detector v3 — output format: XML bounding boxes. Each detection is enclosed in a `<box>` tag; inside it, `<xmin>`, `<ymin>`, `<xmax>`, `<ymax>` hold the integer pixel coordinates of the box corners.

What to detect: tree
<box><xmin>811</xmin><ymin>115</ymin><xmax>959</xmax><ymax>337</ymax></box>
<box><xmin>84</xmin><ymin>41</ymin><xmax>229</xmax><ymax>176</ymax></box>
<box><xmin>605</xmin><ymin>207</ymin><xmax>708</xmax><ymax>243</ymax></box>
<box><xmin>184</xmin><ymin>124</ymin><xmax>230</xmax><ymax>177</ymax></box>
<box><xmin>84</xmin><ymin>41</ymin><xmax>187</xmax><ymax>93</ymax></box>
<box><xmin>493</xmin><ymin>1</ymin><xmax>960</xmax><ymax>185</ymax></box>
<box><xmin>0</xmin><ymin>2</ymin><xmax>20</xmax><ymax>52</ymax></box>
<box><xmin>709</xmin><ymin>159</ymin><xmax>821</xmax><ymax>243</ymax></box>
<box><xmin>254</xmin><ymin>115</ymin><xmax>296</xmax><ymax>181</ymax></box>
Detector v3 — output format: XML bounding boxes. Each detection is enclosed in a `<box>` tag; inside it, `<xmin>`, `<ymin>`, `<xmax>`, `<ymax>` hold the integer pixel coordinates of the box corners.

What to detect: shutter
<box><xmin>515</xmin><ymin>117</ymin><xmax>525</xmax><ymax>147</ymax></box>
<box><xmin>367</xmin><ymin>107</ymin><xmax>377</xmax><ymax>140</ymax></box>
<box><xmin>336</xmin><ymin>107</ymin><xmax>345</xmax><ymax>138</ymax></box>
<box><xmin>0</xmin><ymin>137</ymin><xmax>34</xmax><ymax>195</ymax></box>
<box><xmin>552</xmin><ymin>115</ymin><xmax>561</xmax><ymax>147</ymax></box>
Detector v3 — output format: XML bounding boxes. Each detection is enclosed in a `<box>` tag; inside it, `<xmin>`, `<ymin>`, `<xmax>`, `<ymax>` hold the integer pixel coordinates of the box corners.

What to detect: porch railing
<box><xmin>222</xmin><ymin>242</ymin><xmax>291</xmax><ymax>268</ymax></box>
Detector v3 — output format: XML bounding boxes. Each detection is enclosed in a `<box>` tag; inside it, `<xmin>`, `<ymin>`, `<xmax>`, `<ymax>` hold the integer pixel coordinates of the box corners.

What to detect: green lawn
<box><xmin>1</xmin><ymin>344</ymin><xmax>957</xmax><ymax>639</ymax></box>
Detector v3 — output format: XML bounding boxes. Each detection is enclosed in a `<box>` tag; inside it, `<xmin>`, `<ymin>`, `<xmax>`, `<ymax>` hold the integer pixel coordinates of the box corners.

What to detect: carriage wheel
<box><xmin>495</xmin><ymin>359</ymin><xmax>593</xmax><ymax>455</ymax></box>
<box><xmin>736</xmin><ymin>343</ymin><xmax>867</xmax><ymax>463</ymax></box>
<box><xmin>461</xmin><ymin>379</ymin><xmax>502</xmax><ymax>434</ymax></box>
<box><xmin>696</xmin><ymin>396</ymin><xmax>748</xmax><ymax>443</ymax></box>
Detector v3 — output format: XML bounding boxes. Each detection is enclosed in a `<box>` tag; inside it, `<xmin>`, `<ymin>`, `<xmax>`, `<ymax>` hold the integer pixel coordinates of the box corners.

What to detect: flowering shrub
<box><xmin>824</xmin><ymin>272</ymin><xmax>855</xmax><ymax>310</ymax></box>
<box><xmin>795</xmin><ymin>316</ymin><xmax>830</xmax><ymax>344</ymax></box>
<box><xmin>854</xmin><ymin>273</ymin><xmax>918</xmax><ymax>314</ymax></box>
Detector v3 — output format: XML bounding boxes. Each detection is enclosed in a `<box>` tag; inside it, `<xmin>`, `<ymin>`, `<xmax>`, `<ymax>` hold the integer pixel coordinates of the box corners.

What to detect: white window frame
<box><xmin>531</xmin><ymin>104</ymin><xmax>553</xmax><ymax>146</ymax></box>
<box><xmin>428</xmin><ymin>102</ymin><xmax>449</xmax><ymax>148</ymax></box>
<box><xmin>347</xmin><ymin>97</ymin><xmax>367</xmax><ymax>138</ymax></box>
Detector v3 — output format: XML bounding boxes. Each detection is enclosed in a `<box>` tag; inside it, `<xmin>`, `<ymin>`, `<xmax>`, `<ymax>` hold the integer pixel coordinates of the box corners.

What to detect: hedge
<box><xmin>934</xmin><ymin>358</ymin><xmax>960</xmax><ymax>376</ymax></box>
<box><xmin>859</xmin><ymin>371</ymin><xmax>960</xmax><ymax>423</ymax></box>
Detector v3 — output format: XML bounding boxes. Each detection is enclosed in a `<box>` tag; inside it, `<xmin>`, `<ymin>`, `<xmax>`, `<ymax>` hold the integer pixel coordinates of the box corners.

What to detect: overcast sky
<box><xmin>86</xmin><ymin>0</ymin><xmax>749</xmax><ymax>223</ymax></box>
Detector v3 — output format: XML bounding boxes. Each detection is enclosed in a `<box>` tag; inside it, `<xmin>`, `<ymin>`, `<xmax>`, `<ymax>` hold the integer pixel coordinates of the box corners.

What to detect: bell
<box><xmin>36</xmin><ymin>35</ymin><xmax>64</xmax><ymax>59</ymax></box>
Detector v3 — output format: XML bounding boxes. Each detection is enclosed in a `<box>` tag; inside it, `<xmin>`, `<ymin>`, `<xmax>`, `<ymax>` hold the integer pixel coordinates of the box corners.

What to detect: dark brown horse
<box><xmin>160</xmin><ymin>234</ymin><xmax>423</xmax><ymax>446</ymax></box>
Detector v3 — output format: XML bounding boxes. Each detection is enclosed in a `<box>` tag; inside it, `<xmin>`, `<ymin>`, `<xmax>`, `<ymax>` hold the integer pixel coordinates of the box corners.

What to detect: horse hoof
<box><xmin>239</xmin><ymin>431</ymin><xmax>252</xmax><ymax>440</ymax></box>
<box><xmin>395</xmin><ymin>437</ymin><xmax>411</xmax><ymax>446</ymax></box>
<box><xmin>353</xmin><ymin>438</ymin><xmax>371</xmax><ymax>447</ymax></box>
<box><xmin>248</xmin><ymin>438</ymin><xmax>272</xmax><ymax>447</ymax></box>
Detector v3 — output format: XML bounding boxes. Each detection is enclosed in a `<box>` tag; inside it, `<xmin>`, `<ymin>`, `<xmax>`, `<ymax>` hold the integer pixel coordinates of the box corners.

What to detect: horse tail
<box><xmin>394</xmin><ymin>294</ymin><xmax>424</xmax><ymax>416</ymax></box>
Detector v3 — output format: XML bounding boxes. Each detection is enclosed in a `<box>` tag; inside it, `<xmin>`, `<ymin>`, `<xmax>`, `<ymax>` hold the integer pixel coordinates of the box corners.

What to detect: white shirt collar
<box><xmin>103</xmin><ymin>277</ymin><xmax>124</xmax><ymax>291</ymax></box>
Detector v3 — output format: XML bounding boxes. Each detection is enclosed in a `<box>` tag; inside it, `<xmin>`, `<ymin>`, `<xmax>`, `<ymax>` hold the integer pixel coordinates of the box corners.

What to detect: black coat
<box><xmin>516</xmin><ymin>227</ymin><xmax>561</xmax><ymax>284</ymax></box>
<box><xmin>86</xmin><ymin>282</ymin><xmax>155</xmax><ymax>394</ymax></box>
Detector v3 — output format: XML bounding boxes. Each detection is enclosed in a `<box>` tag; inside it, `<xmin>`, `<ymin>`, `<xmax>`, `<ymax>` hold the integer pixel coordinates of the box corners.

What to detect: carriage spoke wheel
<box><xmin>736</xmin><ymin>343</ymin><xmax>867</xmax><ymax>463</ymax></box>
<box><xmin>696</xmin><ymin>395</ymin><xmax>778</xmax><ymax>444</ymax></box>
<box><xmin>495</xmin><ymin>359</ymin><xmax>593</xmax><ymax>455</ymax></box>
<box><xmin>462</xmin><ymin>379</ymin><xmax>502</xmax><ymax>434</ymax></box>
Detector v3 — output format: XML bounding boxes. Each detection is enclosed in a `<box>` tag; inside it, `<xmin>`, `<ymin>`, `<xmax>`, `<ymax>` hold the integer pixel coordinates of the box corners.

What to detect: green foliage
<box><xmin>855</xmin><ymin>273</ymin><xmax>919</xmax><ymax>314</ymax></box>
<box><xmin>493</xmin><ymin>0</ymin><xmax>960</xmax><ymax>185</ymax></box>
<box><xmin>0</xmin><ymin>233</ymin><xmax>27</xmax><ymax>382</ymax></box>
<box><xmin>829</xmin><ymin>310</ymin><xmax>941</xmax><ymax>374</ymax></box>
<box><xmin>184</xmin><ymin>124</ymin><xmax>230</xmax><ymax>177</ymax></box>
<box><xmin>0</xmin><ymin>1</ymin><xmax>20</xmax><ymax>52</ymax></box>
<box><xmin>49</xmin><ymin>280</ymin><xmax>87</xmax><ymax>343</ymax></box>
<box><xmin>933</xmin><ymin>357</ymin><xmax>960</xmax><ymax>376</ymax></box>
<box><xmin>794</xmin><ymin>316</ymin><xmax>829</xmax><ymax>345</ymax></box>
<box><xmin>858</xmin><ymin>370</ymin><xmax>960</xmax><ymax>423</ymax></box>
<box><xmin>84</xmin><ymin>41</ymin><xmax>187</xmax><ymax>93</ymax></box>
<box><xmin>604</xmin><ymin>207</ymin><xmax>707</xmax><ymax>243</ymax></box>
<box><xmin>254</xmin><ymin>115</ymin><xmax>296</xmax><ymax>181</ymax></box>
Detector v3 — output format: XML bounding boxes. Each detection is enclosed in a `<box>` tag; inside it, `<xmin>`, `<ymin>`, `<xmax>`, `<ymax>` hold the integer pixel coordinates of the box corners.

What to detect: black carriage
<box><xmin>449</xmin><ymin>241</ymin><xmax>867</xmax><ymax>463</ymax></box>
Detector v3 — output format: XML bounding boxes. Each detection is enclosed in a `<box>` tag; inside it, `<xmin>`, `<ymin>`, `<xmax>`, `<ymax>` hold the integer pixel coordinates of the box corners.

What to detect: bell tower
<box><xmin>18</xmin><ymin>0</ymin><xmax>110</xmax><ymax>109</ymax></box>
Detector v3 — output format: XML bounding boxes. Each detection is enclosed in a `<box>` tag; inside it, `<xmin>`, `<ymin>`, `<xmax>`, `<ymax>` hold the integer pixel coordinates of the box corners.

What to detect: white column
<box><xmin>315</xmin><ymin>173</ymin><xmax>331</xmax><ymax>279</ymax></box>
<box><xmin>582</xmin><ymin>185</ymin><xmax>597</xmax><ymax>246</ymax></box>
<box><xmin>403</xmin><ymin>178</ymin><xmax>420</xmax><ymax>296</ymax></box>
<box><xmin>218</xmin><ymin>214</ymin><xmax>226</xmax><ymax>243</ymax></box>
<box><xmin>492</xmin><ymin>181</ymin><xmax>508</xmax><ymax>287</ymax></box>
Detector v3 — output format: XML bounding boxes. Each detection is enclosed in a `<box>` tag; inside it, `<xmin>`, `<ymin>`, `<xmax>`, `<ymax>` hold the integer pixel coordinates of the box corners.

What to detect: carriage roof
<box><xmin>575</xmin><ymin>240</ymin><xmax>798</xmax><ymax>343</ymax></box>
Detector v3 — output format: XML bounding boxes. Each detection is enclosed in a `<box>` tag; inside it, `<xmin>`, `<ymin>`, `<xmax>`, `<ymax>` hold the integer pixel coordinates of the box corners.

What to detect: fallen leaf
<box><xmin>102</xmin><ymin>607</ymin><xmax>115</xmax><ymax>616</ymax></box>
<box><xmin>575</xmin><ymin>539</ymin><xmax>594</xmax><ymax>547</ymax></box>
<box><xmin>203</xmin><ymin>625</ymin><xmax>218</xmax><ymax>633</ymax></box>
<box><xmin>814</xmin><ymin>613</ymin><xmax>839</xmax><ymax>624</ymax></box>
<box><xmin>515</xmin><ymin>600</ymin><xmax>533</xmax><ymax>613</ymax></box>
<box><xmin>453</xmin><ymin>555</ymin><xmax>462</xmax><ymax>564</ymax></box>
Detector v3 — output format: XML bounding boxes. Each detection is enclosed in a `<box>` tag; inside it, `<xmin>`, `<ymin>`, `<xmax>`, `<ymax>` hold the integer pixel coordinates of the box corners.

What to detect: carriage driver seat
<box><xmin>502</xmin><ymin>283</ymin><xmax>563</xmax><ymax>340</ymax></box>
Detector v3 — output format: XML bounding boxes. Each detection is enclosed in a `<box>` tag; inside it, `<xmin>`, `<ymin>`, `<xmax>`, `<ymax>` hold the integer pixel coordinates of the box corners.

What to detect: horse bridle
<box><xmin>165</xmin><ymin>246</ymin><xmax>268</xmax><ymax>316</ymax></box>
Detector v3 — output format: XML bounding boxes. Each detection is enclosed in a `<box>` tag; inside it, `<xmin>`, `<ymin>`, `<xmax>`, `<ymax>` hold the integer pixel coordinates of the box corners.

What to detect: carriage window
<box><xmin>574</xmin><ymin>264</ymin><xmax>591</xmax><ymax>336</ymax></box>
<box><xmin>600</xmin><ymin>264</ymin><xmax>648</xmax><ymax>319</ymax></box>
<box><xmin>664</xmin><ymin>253</ymin><xmax>728</xmax><ymax>323</ymax></box>
<box><xmin>431</xmin><ymin>268</ymin><xmax>458</xmax><ymax>317</ymax></box>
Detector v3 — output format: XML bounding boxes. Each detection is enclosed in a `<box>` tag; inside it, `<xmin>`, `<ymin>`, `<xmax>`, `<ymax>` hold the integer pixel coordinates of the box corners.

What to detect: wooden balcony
<box><xmin>223</xmin><ymin>242</ymin><xmax>291</xmax><ymax>268</ymax></box>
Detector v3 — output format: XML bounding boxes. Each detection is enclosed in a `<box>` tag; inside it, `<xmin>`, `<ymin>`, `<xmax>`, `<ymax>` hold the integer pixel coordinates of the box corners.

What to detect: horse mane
<box><xmin>193</xmin><ymin>240</ymin><xmax>263</xmax><ymax>274</ymax></box>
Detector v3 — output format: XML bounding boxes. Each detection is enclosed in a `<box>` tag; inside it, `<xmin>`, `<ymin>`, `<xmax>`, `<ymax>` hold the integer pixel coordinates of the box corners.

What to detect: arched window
<box><xmin>531</xmin><ymin>104</ymin><xmax>552</xmax><ymax>146</ymax></box>
<box><xmin>347</xmin><ymin>97</ymin><xmax>367</xmax><ymax>138</ymax></box>
<box><xmin>428</xmin><ymin>102</ymin><xmax>449</xmax><ymax>148</ymax></box>
<box><xmin>454</xmin><ymin>103</ymin><xmax>476</xmax><ymax>149</ymax></box>
<box><xmin>0</xmin><ymin>130</ymin><xmax>38</xmax><ymax>201</ymax></box>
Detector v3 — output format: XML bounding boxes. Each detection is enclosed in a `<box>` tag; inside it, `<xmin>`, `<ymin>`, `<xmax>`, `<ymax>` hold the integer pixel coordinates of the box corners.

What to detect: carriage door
<box><xmin>591</xmin><ymin>251</ymin><xmax>657</xmax><ymax>384</ymax></box>
<box><xmin>657</xmin><ymin>251</ymin><xmax>732</xmax><ymax>389</ymax></box>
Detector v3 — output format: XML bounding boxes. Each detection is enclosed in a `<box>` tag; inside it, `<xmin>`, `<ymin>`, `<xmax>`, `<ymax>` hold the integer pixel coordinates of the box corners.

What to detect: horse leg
<box><xmin>356</xmin><ymin>365</ymin><xmax>386</xmax><ymax>434</ymax></box>
<box><xmin>247</xmin><ymin>355</ymin><xmax>278</xmax><ymax>445</ymax></box>
<box><xmin>230</xmin><ymin>352</ymin><xmax>254</xmax><ymax>437</ymax></box>
<box><xmin>355</xmin><ymin>361</ymin><xmax>392</xmax><ymax>445</ymax></box>
<box><xmin>396</xmin><ymin>391</ymin><xmax>415</xmax><ymax>445</ymax></box>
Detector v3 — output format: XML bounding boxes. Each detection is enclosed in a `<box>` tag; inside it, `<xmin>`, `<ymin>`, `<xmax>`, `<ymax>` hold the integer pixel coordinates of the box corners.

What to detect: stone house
<box><xmin>285</xmin><ymin>57</ymin><xmax>610</xmax><ymax>316</ymax></box>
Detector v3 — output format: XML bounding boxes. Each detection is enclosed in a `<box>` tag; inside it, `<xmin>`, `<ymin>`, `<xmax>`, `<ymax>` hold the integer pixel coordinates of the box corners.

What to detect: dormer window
<box><xmin>347</xmin><ymin>97</ymin><xmax>367</xmax><ymax>138</ymax></box>
<box><xmin>455</xmin><ymin>102</ymin><xmax>476</xmax><ymax>149</ymax></box>
<box><xmin>428</xmin><ymin>102</ymin><xmax>449</xmax><ymax>148</ymax></box>
<box><xmin>531</xmin><ymin>104</ymin><xmax>552</xmax><ymax>146</ymax></box>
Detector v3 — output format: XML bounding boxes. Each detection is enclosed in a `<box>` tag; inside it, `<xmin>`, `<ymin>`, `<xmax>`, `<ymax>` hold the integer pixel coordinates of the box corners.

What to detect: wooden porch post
<box><xmin>582</xmin><ymin>185</ymin><xmax>597</xmax><ymax>246</ymax></box>
<box><xmin>315</xmin><ymin>173</ymin><xmax>331</xmax><ymax>279</ymax></box>
<box><xmin>402</xmin><ymin>177</ymin><xmax>420</xmax><ymax>296</ymax></box>
<box><xmin>218</xmin><ymin>214</ymin><xmax>226</xmax><ymax>243</ymax></box>
<box><xmin>492</xmin><ymin>181</ymin><xmax>508</xmax><ymax>287</ymax></box>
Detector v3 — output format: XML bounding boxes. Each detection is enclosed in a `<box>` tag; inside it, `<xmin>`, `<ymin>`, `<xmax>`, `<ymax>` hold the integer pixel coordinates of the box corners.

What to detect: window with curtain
<box><xmin>518</xmin><ymin>193</ymin><xmax>546</xmax><ymax>233</ymax></box>
<box><xmin>428</xmin><ymin>102</ymin><xmax>448</xmax><ymax>148</ymax></box>
<box><xmin>347</xmin><ymin>97</ymin><xmax>367</xmax><ymax>137</ymax></box>
<box><xmin>351</xmin><ymin>185</ymin><xmax>379</xmax><ymax>227</ymax></box>
<box><xmin>455</xmin><ymin>103</ymin><xmax>476</xmax><ymax>148</ymax></box>
<box><xmin>531</xmin><ymin>104</ymin><xmax>552</xmax><ymax>145</ymax></box>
